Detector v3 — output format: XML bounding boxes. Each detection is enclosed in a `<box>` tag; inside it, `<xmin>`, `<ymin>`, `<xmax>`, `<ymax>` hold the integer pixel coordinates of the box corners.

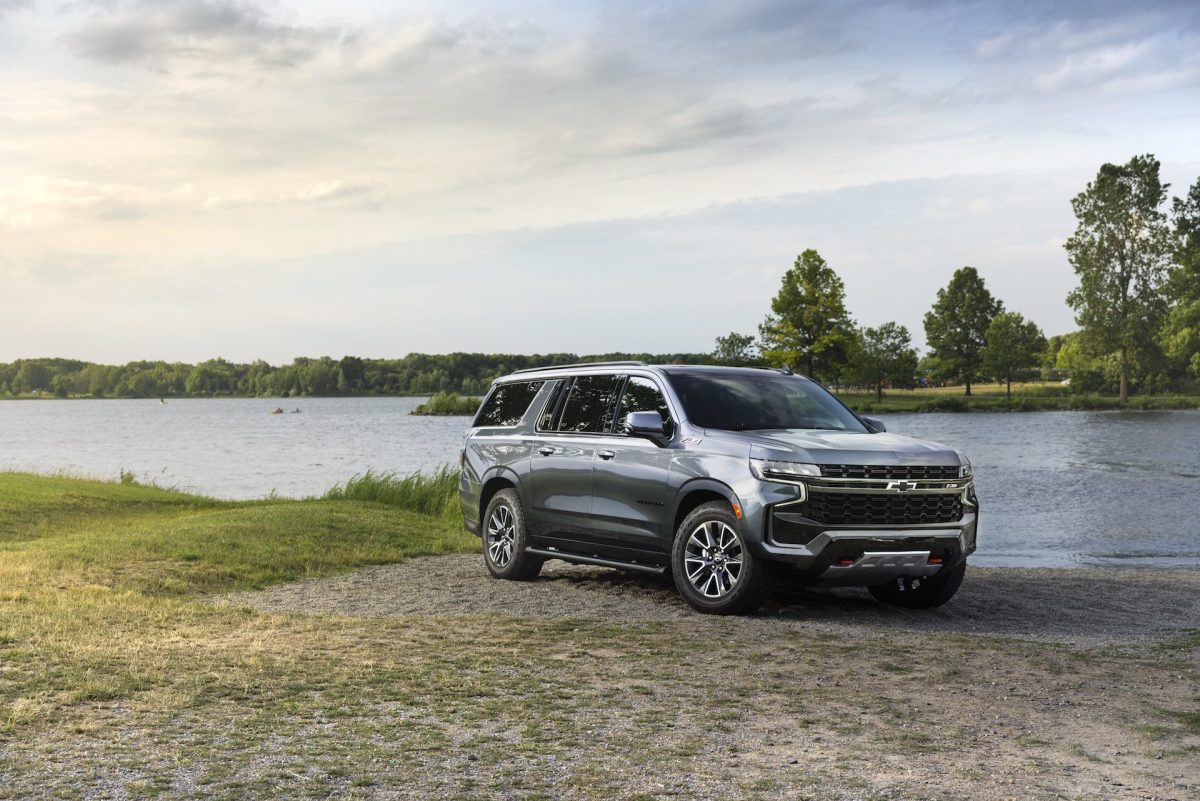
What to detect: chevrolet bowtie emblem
<box><xmin>885</xmin><ymin>480</ymin><xmax>919</xmax><ymax>492</ymax></box>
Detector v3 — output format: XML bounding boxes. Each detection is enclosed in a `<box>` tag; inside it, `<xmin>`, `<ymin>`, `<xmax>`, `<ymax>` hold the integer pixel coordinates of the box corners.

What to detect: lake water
<box><xmin>2</xmin><ymin>398</ymin><xmax>1197</xmax><ymax>569</ymax></box>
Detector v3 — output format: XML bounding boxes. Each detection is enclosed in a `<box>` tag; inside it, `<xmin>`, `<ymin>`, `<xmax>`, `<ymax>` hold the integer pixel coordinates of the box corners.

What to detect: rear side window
<box><xmin>557</xmin><ymin>375</ymin><xmax>621</xmax><ymax>433</ymax></box>
<box><xmin>474</xmin><ymin>381</ymin><xmax>543</xmax><ymax>427</ymax></box>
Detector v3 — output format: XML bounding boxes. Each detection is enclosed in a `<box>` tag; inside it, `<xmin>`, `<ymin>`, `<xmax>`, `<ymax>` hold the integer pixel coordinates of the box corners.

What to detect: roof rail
<box><xmin>510</xmin><ymin>360</ymin><xmax>648</xmax><ymax>375</ymax></box>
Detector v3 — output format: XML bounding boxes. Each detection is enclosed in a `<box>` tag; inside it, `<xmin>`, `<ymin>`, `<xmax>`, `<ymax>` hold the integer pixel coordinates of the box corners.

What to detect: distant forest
<box><xmin>0</xmin><ymin>354</ymin><xmax>711</xmax><ymax>399</ymax></box>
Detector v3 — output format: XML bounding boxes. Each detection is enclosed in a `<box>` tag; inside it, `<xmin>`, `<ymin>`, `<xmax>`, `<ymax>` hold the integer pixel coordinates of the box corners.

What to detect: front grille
<box><xmin>818</xmin><ymin>464</ymin><xmax>960</xmax><ymax>480</ymax></box>
<box><xmin>802</xmin><ymin>492</ymin><xmax>964</xmax><ymax>525</ymax></box>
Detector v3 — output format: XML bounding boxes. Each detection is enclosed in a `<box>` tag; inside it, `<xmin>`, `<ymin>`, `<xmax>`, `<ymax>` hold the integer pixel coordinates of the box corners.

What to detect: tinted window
<box><xmin>536</xmin><ymin>380</ymin><xmax>566</xmax><ymax>430</ymax></box>
<box><xmin>557</xmin><ymin>375</ymin><xmax>620</xmax><ymax>433</ymax></box>
<box><xmin>474</xmin><ymin>381</ymin><xmax>543</xmax><ymax>427</ymax></box>
<box><xmin>614</xmin><ymin>376</ymin><xmax>673</xmax><ymax>435</ymax></box>
<box><xmin>667</xmin><ymin>372</ymin><xmax>866</xmax><ymax>432</ymax></box>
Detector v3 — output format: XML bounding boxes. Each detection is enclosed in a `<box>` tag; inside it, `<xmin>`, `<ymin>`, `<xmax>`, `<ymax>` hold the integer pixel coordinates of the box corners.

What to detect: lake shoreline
<box><xmin>2</xmin><ymin>399</ymin><xmax>1196</xmax><ymax>570</ymax></box>
<box><xmin>7</xmin><ymin>392</ymin><xmax>1200</xmax><ymax>415</ymax></box>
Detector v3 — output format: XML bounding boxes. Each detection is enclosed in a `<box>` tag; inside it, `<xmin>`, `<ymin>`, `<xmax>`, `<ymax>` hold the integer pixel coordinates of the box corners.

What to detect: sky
<box><xmin>2</xmin><ymin>0</ymin><xmax>1199</xmax><ymax>364</ymax></box>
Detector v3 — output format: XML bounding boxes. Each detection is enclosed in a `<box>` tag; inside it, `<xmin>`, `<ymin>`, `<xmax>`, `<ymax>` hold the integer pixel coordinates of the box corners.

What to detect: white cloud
<box><xmin>1034</xmin><ymin>40</ymin><xmax>1156</xmax><ymax>92</ymax></box>
<box><xmin>0</xmin><ymin>177</ymin><xmax>193</xmax><ymax>228</ymax></box>
<box><xmin>1</xmin><ymin>0</ymin><xmax>1198</xmax><ymax>360</ymax></box>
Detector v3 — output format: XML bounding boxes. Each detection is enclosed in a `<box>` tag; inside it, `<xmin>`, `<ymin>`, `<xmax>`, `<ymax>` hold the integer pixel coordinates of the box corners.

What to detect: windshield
<box><xmin>666</xmin><ymin>372</ymin><xmax>867</xmax><ymax>432</ymax></box>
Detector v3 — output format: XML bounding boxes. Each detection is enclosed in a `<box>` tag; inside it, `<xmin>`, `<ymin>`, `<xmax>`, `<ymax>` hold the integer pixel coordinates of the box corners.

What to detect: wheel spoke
<box><xmin>486</xmin><ymin>504</ymin><xmax>518</xmax><ymax>567</ymax></box>
<box><xmin>712</xmin><ymin>569</ymin><xmax>726</xmax><ymax>596</ymax></box>
<box><xmin>683</xmin><ymin>518</ymin><xmax>745</xmax><ymax>599</ymax></box>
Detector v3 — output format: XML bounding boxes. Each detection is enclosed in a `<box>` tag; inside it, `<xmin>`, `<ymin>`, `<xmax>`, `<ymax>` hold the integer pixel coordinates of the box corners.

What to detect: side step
<box><xmin>524</xmin><ymin>547</ymin><xmax>667</xmax><ymax>576</ymax></box>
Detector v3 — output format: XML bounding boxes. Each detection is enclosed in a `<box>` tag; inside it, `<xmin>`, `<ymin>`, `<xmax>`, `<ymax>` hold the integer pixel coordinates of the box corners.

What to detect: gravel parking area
<box><xmin>220</xmin><ymin>554</ymin><xmax>1200</xmax><ymax>648</ymax></box>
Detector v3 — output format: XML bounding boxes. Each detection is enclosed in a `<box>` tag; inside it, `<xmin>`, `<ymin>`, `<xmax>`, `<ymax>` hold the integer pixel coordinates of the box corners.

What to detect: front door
<box><xmin>589</xmin><ymin>375</ymin><xmax>675</xmax><ymax>554</ymax></box>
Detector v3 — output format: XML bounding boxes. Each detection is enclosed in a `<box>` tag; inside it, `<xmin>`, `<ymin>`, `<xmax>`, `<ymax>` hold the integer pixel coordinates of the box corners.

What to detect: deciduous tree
<box><xmin>853</xmin><ymin>322</ymin><xmax>918</xmax><ymax>402</ymax></box>
<box><xmin>923</xmin><ymin>266</ymin><xmax>1002</xmax><ymax>396</ymax></box>
<box><xmin>982</xmin><ymin>312</ymin><xmax>1046</xmax><ymax>399</ymax></box>
<box><xmin>758</xmin><ymin>249</ymin><xmax>855</xmax><ymax>381</ymax></box>
<box><xmin>712</xmin><ymin>332</ymin><xmax>757</xmax><ymax>366</ymax></box>
<box><xmin>1065</xmin><ymin>154</ymin><xmax>1171</xmax><ymax>401</ymax></box>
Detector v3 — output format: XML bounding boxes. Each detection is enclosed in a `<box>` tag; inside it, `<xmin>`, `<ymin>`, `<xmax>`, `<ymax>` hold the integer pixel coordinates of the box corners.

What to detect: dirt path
<box><xmin>220</xmin><ymin>555</ymin><xmax>1200</xmax><ymax>648</ymax></box>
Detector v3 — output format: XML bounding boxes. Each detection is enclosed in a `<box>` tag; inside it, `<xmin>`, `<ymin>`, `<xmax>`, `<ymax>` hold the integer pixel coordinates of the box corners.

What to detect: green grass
<box><xmin>0</xmin><ymin>471</ymin><xmax>479</xmax><ymax>736</ymax></box>
<box><xmin>837</xmin><ymin>387</ymin><xmax>1200</xmax><ymax>413</ymax></box>
<box><xmin>321</xmin><ymin>466</ymin><xmax>460</xmax><ymax>521</ymax></box>
<box><xmin>411</xmin><ymin>391</ymin><xmax>481</xmax><ymax>416</ymax></box>
<box><xmin>1</xmin><ymin>471</ymin><xmax>1197</xmax><ymax>800</ymax></box>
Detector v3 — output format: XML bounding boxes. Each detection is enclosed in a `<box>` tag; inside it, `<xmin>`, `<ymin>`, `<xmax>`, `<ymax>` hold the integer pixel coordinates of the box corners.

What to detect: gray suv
<box><xmin>459</xmin><ymin>362</ymin><xmax>978</xmax><ymax>615</ymax></box>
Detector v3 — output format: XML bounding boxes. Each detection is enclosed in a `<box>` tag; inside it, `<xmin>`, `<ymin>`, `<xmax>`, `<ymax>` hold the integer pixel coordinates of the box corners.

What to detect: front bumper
<box><xmin>743</xmin><ymin>476</ymin><xmax>979</xmax><ymax>586</ymax></box>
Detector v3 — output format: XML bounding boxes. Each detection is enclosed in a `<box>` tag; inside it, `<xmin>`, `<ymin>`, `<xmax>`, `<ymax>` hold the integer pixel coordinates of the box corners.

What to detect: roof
<box><xmin>498</xmin><ymin>362</ymin><xmax>808</xmax><ymax>381</ymax></box>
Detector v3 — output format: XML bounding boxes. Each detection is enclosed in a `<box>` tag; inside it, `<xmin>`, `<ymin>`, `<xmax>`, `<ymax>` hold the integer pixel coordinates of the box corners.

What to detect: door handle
<box><xmin>597</xmin><ymin>450</ymin><xmax>616</xmax><ymax>460</ymax></box>
<box><xmin>538</xmin><ymin>446</ymin><xmax>555</xmax><ymax>456</ymax></box>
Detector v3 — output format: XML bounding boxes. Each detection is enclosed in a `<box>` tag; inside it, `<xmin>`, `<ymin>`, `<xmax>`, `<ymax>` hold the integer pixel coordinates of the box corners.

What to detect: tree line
<box><xmin>0</xmin><ymin>352</ymin><xmax>711</xmax><ymax>399</ymax></box>
<box><xmin>715</xmin><ymin>154</ymin><xmax>1200</xmax><ymax>400</ymax></box>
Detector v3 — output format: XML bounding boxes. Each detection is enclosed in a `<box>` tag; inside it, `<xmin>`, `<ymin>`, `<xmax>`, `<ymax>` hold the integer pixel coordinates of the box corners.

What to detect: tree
<box><xmin>1168</xmin><ymin>174</ymin><xmax>1200</xmax><ymax>305</ymax></box>
<box><xmin>758</xmin><ymin>249</ymin><xmax>855</xmax><ymax>381</ymax></box>
<box><xmin>712</xmin><ymin>332</ymin><xmax>757</xmax><ymax>366</ymax></box>
<box><xmin>981</xmin><ymin>312</ymin><xmax>1046</xmax><ymax>399</ymax></box>
<box><xmin>1160</xmin><ymin>175</ymin><xmax>1200</xmax><ymax>387</ymax></box>
<box><xmin>853</xmin><ymin>322</ymin><xmax>918</xmax><ymax>402</ymax></box>
<box><xmin>923</xmin><ymin>266</ymin><xmax>1002</xmax><ymax>396</ymax></box>
<box><xmin>1065</xmin><ymin>154</ymin><xmax>1172</xmax><ymax>402</ymax></box>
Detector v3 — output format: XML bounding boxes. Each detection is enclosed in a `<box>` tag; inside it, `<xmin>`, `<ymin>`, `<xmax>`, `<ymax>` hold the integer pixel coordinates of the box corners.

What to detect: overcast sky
<box><xmin>2</xmin><ymin>0</ymin><xmax>1198</xmax><ymax>363</ymax></box>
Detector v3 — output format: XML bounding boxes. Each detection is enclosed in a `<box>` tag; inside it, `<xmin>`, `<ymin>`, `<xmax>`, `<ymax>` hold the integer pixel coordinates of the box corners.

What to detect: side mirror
<box><xmin>625</xmin><ymin>411</ymin><xmax>667</xmax><ymax>444</ymax></box>
<box><xmin>862</xmin><ymin>416</ymin><xmax>886</xmax><ymax>433</ymax></box>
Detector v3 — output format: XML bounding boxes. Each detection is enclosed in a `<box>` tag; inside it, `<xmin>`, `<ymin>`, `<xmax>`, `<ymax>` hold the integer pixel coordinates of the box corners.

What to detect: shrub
<box><xmin>411</xmin><ymin>392</ymin><xmax>480</xmax><ymax>416</ymax></box>
<box><xmin>918</xmin><ymin>397</ymin><xmax>969</xmax><ymax>413</ymax></box>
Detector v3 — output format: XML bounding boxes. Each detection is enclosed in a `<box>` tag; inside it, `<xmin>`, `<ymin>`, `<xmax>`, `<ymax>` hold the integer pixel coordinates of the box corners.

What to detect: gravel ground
<box><xmin>8</xmin><ymin>558</ymin><xmax>1196</xmax><ymax>800</ymax></box>
<box><xmin>219</xmin><ymin>555</ymin><xmax>1200</xmax><ymax>648</ymax></box>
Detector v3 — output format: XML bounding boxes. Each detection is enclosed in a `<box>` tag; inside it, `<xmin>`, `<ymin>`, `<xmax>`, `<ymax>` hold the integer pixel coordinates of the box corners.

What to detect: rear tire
<box><xmin>482</xmin><ymin>489</ymin><xmax>543</xmax><ymax>581</ymax></box>
<box><xmin>672</xmin><ymin>501</ymin><xmax>768</xmax><ymax>615</ymax></box>
<box><xmin>869</xmin><ymin>560</ymin><xmax>966</xmax><ymax>609</ymax></box>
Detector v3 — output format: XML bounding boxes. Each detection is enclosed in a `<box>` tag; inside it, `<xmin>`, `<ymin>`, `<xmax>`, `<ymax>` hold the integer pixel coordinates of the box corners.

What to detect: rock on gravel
<box><xmin>217</xmin><ymin>555</ymin><xmax>1200</xmax><ymax>647</ymax></box>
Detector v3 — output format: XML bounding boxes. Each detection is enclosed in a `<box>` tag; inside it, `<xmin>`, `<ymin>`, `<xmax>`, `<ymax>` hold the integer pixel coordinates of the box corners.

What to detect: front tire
<box><xmin>869</xmin><ymin>560</ymin><xmax>966</xmax><ymax>609</ymax></box>
<box><xmin>482</xmin><ymin>489</ymin><xmax>543</xmax><ymax>581</ymax></box>
<box><xmin>671</xmin><ymin>501</ymin><xmax>768</xmax><ymax>615</ymax></box>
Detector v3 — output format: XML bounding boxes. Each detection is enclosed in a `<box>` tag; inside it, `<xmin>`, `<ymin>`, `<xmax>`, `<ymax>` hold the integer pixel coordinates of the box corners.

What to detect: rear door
<box><xmin>526</xmin><ymin>374</ymin><xmax>621</xmax><ymax>546</ymax></box>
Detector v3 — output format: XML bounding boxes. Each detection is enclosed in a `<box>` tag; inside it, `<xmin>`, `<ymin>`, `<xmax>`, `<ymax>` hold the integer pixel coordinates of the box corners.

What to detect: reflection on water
<box><xmin>1</xmin><ymin>400</ymin><xmax>1197</xmax><ymax>569</ymax></box>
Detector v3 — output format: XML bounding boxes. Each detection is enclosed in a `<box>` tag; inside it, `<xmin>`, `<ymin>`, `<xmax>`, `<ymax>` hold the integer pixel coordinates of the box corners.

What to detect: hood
<box><xmin>706</xmin><ymin>428</ymin><xmax>963</xmax><ymax>466</ymax></box>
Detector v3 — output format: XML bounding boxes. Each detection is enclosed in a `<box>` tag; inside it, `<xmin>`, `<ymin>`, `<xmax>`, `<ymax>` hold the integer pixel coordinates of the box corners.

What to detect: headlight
<box><xmin>749</xmin><ymin>459</ymin><xmax>821</xmax><ymax>482</ymax></box>
<box><xmin>955</xmin><ymin>452</ymin><xmax>972</xmax><ymax>478</ymax></box>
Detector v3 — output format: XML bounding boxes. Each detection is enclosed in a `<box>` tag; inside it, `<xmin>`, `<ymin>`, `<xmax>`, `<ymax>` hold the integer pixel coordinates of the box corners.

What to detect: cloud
<box><xmin>64</xmin><ymin>0</ymin><xmax>341</xmax><ymax>70</ymax></box>
<box><xmin>0</xmin><ymin>177</ymin><xmax>193</xmax><ymax>228</ymax></box>
<box><xmin>1033</xmin><ymin>40</ymin><xmax>1157</xmax><ymax>92</ymax></box>
<box><xmin>201</xmin><ymin>181</ymin><xmax>386</xmax><ymax>210</ymax></box>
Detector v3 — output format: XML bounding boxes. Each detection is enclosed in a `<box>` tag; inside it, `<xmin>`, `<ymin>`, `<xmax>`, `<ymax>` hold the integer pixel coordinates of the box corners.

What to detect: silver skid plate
<box><xmin>816</xmin><ymin>550</ymin><xmax>941</xmax><ymax>586</ymax></box>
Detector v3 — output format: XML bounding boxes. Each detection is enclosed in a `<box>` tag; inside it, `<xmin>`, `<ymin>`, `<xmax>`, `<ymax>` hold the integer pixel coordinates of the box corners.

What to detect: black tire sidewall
<box><xmin>671</xmin><ymin>501</ymin><xmax>766</xmax><ymax>615</ymax></box>
<box><xmin>482</xmin><ymin>488</ymin><xmax>542</xmax><ymax>580</ymax></box>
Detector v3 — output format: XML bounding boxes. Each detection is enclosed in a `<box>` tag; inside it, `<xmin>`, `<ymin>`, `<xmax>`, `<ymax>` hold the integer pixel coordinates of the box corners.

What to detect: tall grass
<box><xmin>322</xmin><ymin>466</ymin><xmax>461</xmax><ymax>520</ymax></box>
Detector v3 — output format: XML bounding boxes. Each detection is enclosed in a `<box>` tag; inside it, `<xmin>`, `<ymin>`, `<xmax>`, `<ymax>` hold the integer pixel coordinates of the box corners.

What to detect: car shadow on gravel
<box><xmin>540</xmin><ymin>561</ymin><xmax>1200</xmax><ymax>646</ymax></box>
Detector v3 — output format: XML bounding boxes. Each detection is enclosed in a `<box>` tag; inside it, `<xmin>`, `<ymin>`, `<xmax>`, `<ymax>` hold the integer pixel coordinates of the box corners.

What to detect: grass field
<box><xmin>834</xmin><ymin>382</ymin><xmax>1200</xmax><ymax>413</ymax></box>
<box><xmin>1</xmin><ymin>472</ymin><xmax>1197</xmax><ymax>799</ymax></box>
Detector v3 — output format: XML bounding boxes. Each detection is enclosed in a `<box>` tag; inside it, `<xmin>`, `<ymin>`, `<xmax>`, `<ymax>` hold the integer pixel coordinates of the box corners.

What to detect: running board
<box><xmin>524</xmin><ymin>547</ymin><xmax>667</xmax><ymax>576</ymax></box>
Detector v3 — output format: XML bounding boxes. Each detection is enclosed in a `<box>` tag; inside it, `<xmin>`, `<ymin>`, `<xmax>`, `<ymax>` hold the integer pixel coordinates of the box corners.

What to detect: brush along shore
<box><xmin>1</xmin><ymin>472</ymin><xmax>1196</xmax><ymax>800</ymax></box>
